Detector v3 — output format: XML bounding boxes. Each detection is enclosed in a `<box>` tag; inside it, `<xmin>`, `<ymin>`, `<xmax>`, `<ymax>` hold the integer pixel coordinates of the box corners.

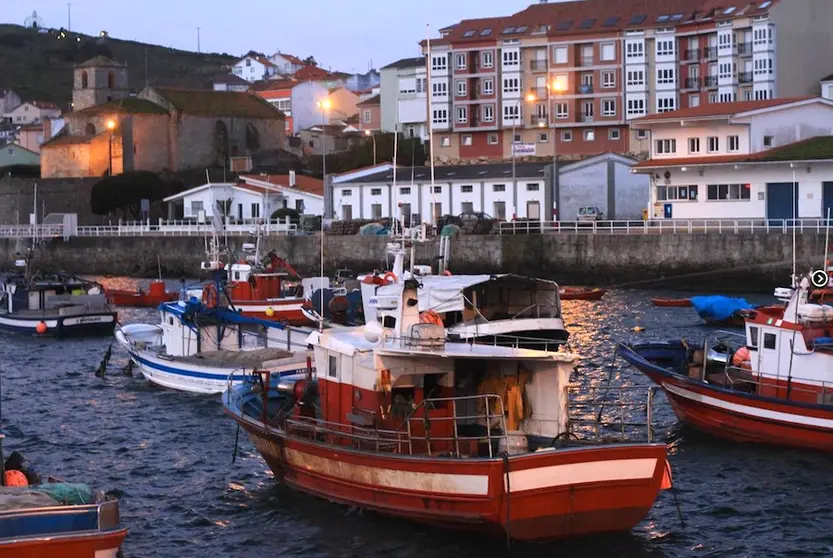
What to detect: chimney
<box><xmin>289</xmin><ymin>170</ymin><xmax>296</xmax><ymax>187</ymax></box>
<box><xmin>41</xmin><ymin>117</ymin><xmax>52</xmax><ymax>143</ymax></box>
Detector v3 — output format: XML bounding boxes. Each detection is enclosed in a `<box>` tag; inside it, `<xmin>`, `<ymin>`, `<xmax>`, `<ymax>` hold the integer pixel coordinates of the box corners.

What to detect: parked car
<box><xmin>577</xmin><ymin>206</ymin><xmax>604</xmax><ymax>221</ymax></box>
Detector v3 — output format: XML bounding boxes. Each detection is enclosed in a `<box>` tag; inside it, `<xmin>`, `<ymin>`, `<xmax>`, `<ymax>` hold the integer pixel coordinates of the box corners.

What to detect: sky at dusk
<box><xmin>7</xmin><ymin>0</ymin><xmax>556</xmax><ymax>73</ymax></box>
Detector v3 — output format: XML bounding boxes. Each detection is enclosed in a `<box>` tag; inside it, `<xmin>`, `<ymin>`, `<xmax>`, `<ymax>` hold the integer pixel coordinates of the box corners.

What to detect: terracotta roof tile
<box><xmin>356</xmin><ymin>94</ymin><xmax>380</xmax><ymax>107</ymax></box>
<box><xmin>150</xmin><ymin>87</ymin><xmax>282</xmax><ymax>119</ymax></box>
<box><xmin>294</xmin><ymin>66</ymin><xmax>336</xmax><ymax>81</ymax></box>
<box><xmin>634</xmin><ymin>136</ymin><xmax>833</xmax><ymax>169</ymax></box>
<box><xmin>241</xmin><ymin>174</ymin><xmax>323</xmax><ymax>196</ymax></box>
<box><xmin>276</xmin><ymin>53</ymin><xmax>305</xmax><ymax>66</ymax></box>
<box><xmin>632</xmin><ymin>96</ymin><xmax>819</xmax><ymax>122</ymax></box>
<box><xmin>75</xmin><ymin>98</ymin><xmax>168</xmax><ymax>116</ymax></box>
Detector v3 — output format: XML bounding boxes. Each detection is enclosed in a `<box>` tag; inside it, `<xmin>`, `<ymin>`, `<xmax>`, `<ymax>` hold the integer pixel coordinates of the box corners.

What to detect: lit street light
<box><xmin>547</xmin><ymin>78</ymin><xmax>568</xmax><ymax>222</ymax></box>
<box><xmin>106</xmin><ymin>119</ymin><xmax>116</xmax><ymax>176</ymax></box>
<box><xmin>365</xmin><ymin>129</ymin><xmax>376</xmax><ymax>166</ymax></box>
<box><xmin>510</xmin><ymin>92</ymin><xmax>537</xmax><ymax>221</ymax></box>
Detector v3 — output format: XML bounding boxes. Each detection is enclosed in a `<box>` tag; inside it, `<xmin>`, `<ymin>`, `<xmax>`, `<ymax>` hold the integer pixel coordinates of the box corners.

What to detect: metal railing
<box><xmin>0</xmin><ymin>219</ymin><xmax>299</xmax><ymax>239</ymax></box>
<box><xmin>739</xmin><ymin>72</ymin><xmax>753</xmax><ymax>84</ymax></box>
<box><xmin>705</xmin><ymin>76</ymin><xmax>718</xmax><ymax>87</ymax></box>
<box><xmin>738</xmin><ymin>42</ymin><xmax>753</xmax><ymax>55</ymax></box>
<box><xmin>684</xmin><ymin>77</ymin><xmax>701</xmax><ymax>89</ymax></box>
<box><xmin>530</xmin><ymin>59</ymin><xmax>548</xmax><ymax>71</ymax></box>
<box><xmin>684</xmin><ymin>48</ymin><xmax>700</xmax><ymax>61</ymax></box>
<box><xmin>567</xmin><ymin>385</ymin><xmax>660</xmax><ymax>442</ymax></box>
<box><xmin>704</xmin><ymin>47</ymin><xmax>718</xmax><ymax>59</ymax></box>
<box><xmin>497</xmin><ymin>218</ymin><xmax>833</xmax><ymax>235</ymax></box>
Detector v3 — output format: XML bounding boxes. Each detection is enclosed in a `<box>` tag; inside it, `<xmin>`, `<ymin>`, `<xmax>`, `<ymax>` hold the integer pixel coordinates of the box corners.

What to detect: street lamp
<box><xmin>510</xmin><ymin>92</ymin><xmax>537</xmax><ymax>220</ymax></box>
<box><xmin>547</xmin><ymin>78</ymin><xmax>568</xmax><ymax>222</ymax></box>
<box><xmin>315</xmin><ymin>99</ymin><xmax>331</xmax><ymax>329</ymax></box>
<box><xmin>365</xmin><ymin>129</ymin><xmax>376</xmax><ymax>166</ymax></box>
<box><xmin>106</xmin><ymin>119</ymin><xmax>116</xmax><ymax>176</ymax></box>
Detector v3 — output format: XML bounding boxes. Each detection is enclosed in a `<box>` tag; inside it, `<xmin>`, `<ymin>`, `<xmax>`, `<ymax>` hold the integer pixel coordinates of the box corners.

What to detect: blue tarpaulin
<box><xmin>690</xmin><ymin>296</ymin><xmax>752</xmax><ymax>322</ymax></box>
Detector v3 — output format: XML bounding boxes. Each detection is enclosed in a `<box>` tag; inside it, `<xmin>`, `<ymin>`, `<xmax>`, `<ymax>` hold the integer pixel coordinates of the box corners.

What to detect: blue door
<box><xmin>663</xmin><ymin>203</ymin><xmax>673</xmax><ymax>219</ymax></box>
<box><xmin>766</xmin><ymin>182</ymin><xmax>798</xmax><ymax>226</ymax></box>
<box><xmin>823</xmin><ymin>182</ymin><xmax>833</xmax><ymax>222</ymax></box>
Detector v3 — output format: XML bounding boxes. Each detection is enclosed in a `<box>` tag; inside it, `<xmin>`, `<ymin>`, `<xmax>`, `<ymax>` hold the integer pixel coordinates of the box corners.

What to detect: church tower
<box><xmin>72</xmin><ymin>56</ymin><xmax>129</xmax><ymax>111</ymax></box>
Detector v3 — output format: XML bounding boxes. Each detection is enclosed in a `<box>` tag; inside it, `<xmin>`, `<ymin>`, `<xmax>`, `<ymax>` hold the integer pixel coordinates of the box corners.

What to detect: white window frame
<box><xmin>555</xmin><ymin>102</ymin><xmax>568</xmax><ymax>119</ymax></box>
<box><xmin>602</xmin><ymin>99</ymin><xmax>616</xmax><ymax>117</ymax></box>
<box><xmin>440</xmin><ymin>136</ymin><xmax>451</xmax><ymax>147</ymax></box>
<box><xmin>482</xmin><ymin>51</ymin><xmax>494</xmax><ymax>68</ymax></box>
<box><xmin>553</xmin><ymin>46</ymin><xmax>568</xmax><ymax>64</ymax></box>
<box><xmin>583</xmin><ymin>129</ymin><xmax>595</xmax><ymax>142</ymax></box>
<box><xmin>600</xmin><ymin>42</ymin><xmax>616</xmax><ymax>61</ymax></box>
<box><xmin>609</xmin><ymin>128</ymin><xmax>620</xmax><ymax>140</ymax></box>
<box><xmin>456</xmin><ymin>53</ymin><xmax>467</xmax><ymax>70</ymax></box>
<box><xmin>657</xmin><ymin>68</ymin><xmax>675</xmax><ymax>84</ymax></box>
<box><xmin>602</xmin><ymin>71</ymin><xmax>615</xmax><ymax>88</ymax></box>
<box><xmin>502</xmin><ymin>50</ymin><xmax>519</xmax><ymax>67</ymax></box>
<box><xmin>456</xmin><ymin>80</ymin><xmax>467</xmax><ymax>97</ymax></box>
<box><xmin>432</xmin><ymin>82</ymin><xmax>447</xmax><ymax>97</ymax></box>
<box><xmin>656</xmin><ymin>39</ymin><xmax>675</xmax><ymax>57</ymax></box>
<box><xmin>707</xmin><ymin>136</ymin><xmax>719</xmax><ymax>153</ymax></box>
<box><xmin>655</xmin><ymin>138</ymin><xmax>677</xmax><ymax>154</ymax></box>
<box><xmin>502</xmin><ymin>77</ymin><xmax>520</xmax><ymax>94</ymax></box>
<box><xmin>431</xmin><ymin>55</ymin><xmax>447</xmax><ymax>71</ymax></box>
<box><xmin>728</xmin><ymin>135</ymin><xmax>740</xmax><ymax>152</ymax></box>
<box><xmin>483</xmin><ymin>79</ymin><xmax>494</xmax><ymax>95</ymax></box>
<box><xmin>688</xmin><ymin>137</ymin><xmax>700</xmax><ymax>154</ymax></box>
<box><xmin>456</xmin><ymin>106</ymin><xmax>468</xmax><ymax>124</ymax></box>
<box><xmin>627</xmin><ymin>70</ymin><xmax>645</xmax><ymax>86</ymax></box>
<box><xmin>562</xmin><ymin>130</ymin><xmax>573</xmax><ymax>142</ymax></box>
<box><xmin>483</xmin><ymin>105</ymin><xmax>494</xmax><ymax>122</ymax></box>
<box><xmin>432</xmin><ymin>108</ymin><xmax>448</xmax><ymax>125</ymax></box>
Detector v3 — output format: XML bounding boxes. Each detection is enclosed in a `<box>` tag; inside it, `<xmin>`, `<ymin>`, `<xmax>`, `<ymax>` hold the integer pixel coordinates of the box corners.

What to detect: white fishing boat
<box><xmin>116</xmin><ymin>280</ymin><xmax>313</xmax><ymax>394</ymax></box>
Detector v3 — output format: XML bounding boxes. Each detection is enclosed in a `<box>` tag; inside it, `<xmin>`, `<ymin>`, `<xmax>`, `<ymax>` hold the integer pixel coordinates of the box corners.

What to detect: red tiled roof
<box><xmin>275</xmin><ymin>52</ymin><xmax>305</xmax><ymax>66</ymax></box>
<box><xmin>294</xmin><ymin>66</ymin><xmax>335</xmax><ymax>81</ymax></box>
<box><xmin>634</xmin><ymin>135</ymin><xmax>833</xmax><ymax>169</ymax></box>
<box><xmin>357</xmin><ymin>94</ymin><xmax>380</xmax><ymax>107</ymax></box>
<box><xmin>632</xmin><ymin>96</ymin><xmax>819</xmax><ymax>122</ymax></box>
<box><xmin>238</xmin><ymin>54</ymin><xmax>276</xmax><ymax>68</ymax></box>
<box><xmin>241</xmin><ymin>174</ymin><xmax>324</xmax><ymax>196</ymax></box>
<box><xmin>28</xmin><ymin>101</ymin><xmax>60</xmax><ymax>110</ymax></box>
<box><xmin>424</xmin><ymin>0</ymin><xmax>780</xmax><ymax>45</ymax></box>
<box><xmin>257</xmin><ymin>89</ymin><xmax>292</xmax><ymax>100</ymax></box>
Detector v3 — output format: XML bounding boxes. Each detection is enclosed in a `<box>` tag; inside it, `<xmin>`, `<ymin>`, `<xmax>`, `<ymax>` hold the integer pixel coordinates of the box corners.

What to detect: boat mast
<box><xmin>426</xmin><ymin>25</ymin><xmax>437</xmax><ymax>229</ymax></box>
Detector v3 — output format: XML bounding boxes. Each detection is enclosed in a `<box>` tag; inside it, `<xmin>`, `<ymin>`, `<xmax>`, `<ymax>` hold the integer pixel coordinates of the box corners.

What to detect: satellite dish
<box><xmin>363</xmin><ymin>320</ymin><xmax>384</xmax><ymax>344</ymax></box>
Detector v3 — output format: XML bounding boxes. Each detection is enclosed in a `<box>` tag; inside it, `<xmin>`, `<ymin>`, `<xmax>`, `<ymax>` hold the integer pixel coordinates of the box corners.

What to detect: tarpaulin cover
<box><xmin>690</xmin><ymin>296</ymin><xmax>752</xmax><ymax>321</ymax></box>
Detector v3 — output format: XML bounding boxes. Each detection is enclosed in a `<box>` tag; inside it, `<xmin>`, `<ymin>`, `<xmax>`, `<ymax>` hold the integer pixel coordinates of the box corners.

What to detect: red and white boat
<box><xmin>619</xmin><ymin>274</ymin><xmax>833</xmax><ymax>451</ymax></box>
<box><xmin>105</xmin><ymin>279</ymin><xmax>177</xmax><ymax>307</ymax></box>
<box><xmin>225</xmin><ymin>279</ymin><xmax>673</xmax><ymax>541</ymax></box>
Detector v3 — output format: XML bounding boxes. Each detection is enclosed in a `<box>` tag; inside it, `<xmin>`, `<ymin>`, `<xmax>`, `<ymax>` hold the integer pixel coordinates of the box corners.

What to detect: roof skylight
<box><xmin>656</xmin><ymin>15</ymin><xmax>670</xmax><ymax>22</ymax></box>
<box><xmin>515</xmin><ymin>25</ymin><xmax>528</xmax><ymax>33</ymax></box>
<box><xmin>502</xmin><ymin>26</ymin><xmax>516</xmax><ymax>34</ymax></box>
<box><xmin>724</xmin><ymin>6</ymin><xmax>736</xmax><ymax>14</ymax></box>
<box><xmin>630</xmin><ymin>14</ymin><xmax>647</xmax><ymax>24</ymax></box>
<box><xmin>578</xmin><ymin>18</ymin><xmax>596</xmax><ymax>29</ymax></box>
<box><xmin>480</xmin><ymin>28</ymin><xmax>492</xmax><ymax>36</ymax></box>
<box><xmin>462</xmin><ymin>30</ymin><xmax>475</xmax><ymax>37</ymax></box>
<box><xmin>602</xmin><ymin>16</ymin><xmax>620</xmax><ymax>27</ymax></box>
<box><xmin>555</xmin><ymin>20</ymin><xmax>573</xmax><ymax>31</ymax></box>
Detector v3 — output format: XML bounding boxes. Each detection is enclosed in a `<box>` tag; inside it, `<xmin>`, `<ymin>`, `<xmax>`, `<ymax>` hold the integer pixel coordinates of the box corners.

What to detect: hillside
<box><xmin>0</xmin><ymin>24</ymin><xmax>236</xmax><ymax>108</ymax></box>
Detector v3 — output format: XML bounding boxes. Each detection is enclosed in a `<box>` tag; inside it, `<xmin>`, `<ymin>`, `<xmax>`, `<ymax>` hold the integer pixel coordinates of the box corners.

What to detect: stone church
<box><xmin>41</xmin><ymin>56</ymin><xmax>286</xmax><ymax>178</ymax></box>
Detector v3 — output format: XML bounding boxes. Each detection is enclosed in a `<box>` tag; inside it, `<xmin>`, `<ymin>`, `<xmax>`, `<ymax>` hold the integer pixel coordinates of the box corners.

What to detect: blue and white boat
<box><xmin>116</xmin><ymin>295</ymin><xmax>314</xmax><ymax>395</ymax></box>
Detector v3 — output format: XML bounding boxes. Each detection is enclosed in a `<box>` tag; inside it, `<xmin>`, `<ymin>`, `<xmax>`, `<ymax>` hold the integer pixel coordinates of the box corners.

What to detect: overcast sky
<box><xmin>8</xmin><ymin>0</ymin><xmax>549</xmax><ymax>72</ymax></box>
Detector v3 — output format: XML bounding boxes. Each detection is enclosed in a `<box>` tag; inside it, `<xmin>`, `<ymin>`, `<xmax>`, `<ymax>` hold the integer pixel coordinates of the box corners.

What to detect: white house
<box><xmin>239</xmin><ymin>173</ymin><xmax>324</xmax><ymax>215</ymax></box>
<box><xmin>268</xmin><ymin>52</ymin><xmax>305</xmax><ymax>77</ymax></box>
<box><xmin>631</xmin><ymin>97</ymin><xmax>833</xmax><ymax>220</ymax></box>
<box><xmin>379</xmin><ymin>57</ymin><xmax>429</xmax><ymax>141</ymax></box>
<box><xmin>4</xmin><ymin>101</ymin><xmax>61</xmax><ymax>125</ymax></box>
<box><xmin>232</xmin><ymin>55</ymin><xmax>278</xmax><ymax>83</ymax></box>
<box><xmin>164</xmin><ymin>182</ymin><xmax>284</xmax><ymax>221</ymax></box>
<box><xmin>212</xmin><ymin>74</ymin><xmax>250</xmax><ymax>92</ymax></box>
<box><xmin>330</xmin><ymin>155</ymin><xmax>647</xmax><ymax>223</ymax></box>
<box><xmin>822</xmin><ymin>74</ymin><xmax>833</xmax><ymax>101</ymax></box>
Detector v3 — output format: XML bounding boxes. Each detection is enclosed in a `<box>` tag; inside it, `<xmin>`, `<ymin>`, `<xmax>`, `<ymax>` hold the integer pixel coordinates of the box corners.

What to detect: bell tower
<box><xmin>72</xmin><ymin>56</ymin><xmax>129</xmax><ymax>111</ymax></box>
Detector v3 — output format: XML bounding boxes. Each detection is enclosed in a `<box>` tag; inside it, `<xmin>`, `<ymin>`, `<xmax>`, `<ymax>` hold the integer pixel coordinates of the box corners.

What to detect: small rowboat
<box><xmin>105</xmin><ymin>280</ymin><xmax>177</xmax><ymax>307</ymax></box>
<box><xmin>650</xmin><ymin>298</ymin><xmax>692</xmax><ymax>307</ymax></box>
<box><xmin>560</xmin><ymin>287</ymin><xmax>607</xmax><ymax>301</ymax></box>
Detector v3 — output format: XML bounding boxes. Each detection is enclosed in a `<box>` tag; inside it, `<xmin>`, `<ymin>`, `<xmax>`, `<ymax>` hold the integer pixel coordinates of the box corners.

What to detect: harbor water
<box><xmin>1</xmin><ymin>282</ymin><xmax>831</xmax><ymax>557</ymax></box>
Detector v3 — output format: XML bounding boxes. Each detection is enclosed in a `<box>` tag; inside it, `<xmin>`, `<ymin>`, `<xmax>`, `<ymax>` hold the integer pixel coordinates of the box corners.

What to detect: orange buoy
<box><xmin>202</xmin><ymin>284</ymin><xmax>218</xmax><ymax>308</ymax></box>
<box><xmin>732</xmin><ymin>346</ymin><xmax>751</xmax><ymax>367</ymax></box>
<box><xmin>35</xmin><ymin>322</ymin><xmax>47</xmax><ymax>335</ymax></box>
<box><xmin>383</xmin><ymin>272</ymin><xmax>398</xmax><ymax>284</ymax></box>
<box><xmin>4</xmin><ymin>470</ymin><xmax>28</xmax><ymax>487</ymax></box>
<box><xmin>419</xmin><ymin>310</ymin><xmax>443</xmax><ymax>326</ymax></box>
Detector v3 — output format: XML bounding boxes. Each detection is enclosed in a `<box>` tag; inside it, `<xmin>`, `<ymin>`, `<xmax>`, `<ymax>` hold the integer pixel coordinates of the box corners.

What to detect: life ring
<box><xmin>441</xmin><ymin>270</ymin><xmax>452</xmax><ymax>276</ymax></box>
<box><xmin>203</xmin><ymin>283</ymin><xmax>218</xmax><ymax>308</ymax></box>
<box><xmin>420</xmin><ymin>310</ymin><xmax>443</xmax><ymax>326</ymax></box>
<box><xmin>383</xmin><ymin>272</ymin><xmax>397</xmax><ymax>284</ymax></box>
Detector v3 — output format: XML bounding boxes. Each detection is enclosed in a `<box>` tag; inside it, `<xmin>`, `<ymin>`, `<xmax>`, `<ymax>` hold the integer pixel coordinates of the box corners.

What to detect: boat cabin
<box><xmin>157</xmin><ymin>301</ymin><xmax>262</xmax><ymax>356</ymax></box>
<box><xmin>306</xmin><ymin>280</ymin><xmax>577</xmax><ymax>456</ymax></box>
<box><xmin>0</xmin><ymin>273</ymin><xmax>105</xmax><ymax>315</ymax></box>
<box><xmin>226</xmin><ymin>262</ymin><xmax>297</xmax><ymax>302</ymax></box>
<box><xmin>742</xmin><ymin>278</ymin><xmax>833</xmax><ymax>404</ymax></box>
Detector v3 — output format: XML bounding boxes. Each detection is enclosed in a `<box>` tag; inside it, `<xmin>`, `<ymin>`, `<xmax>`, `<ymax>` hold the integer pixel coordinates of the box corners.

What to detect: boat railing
<box><xmin>567</xmin><ymin>384</ymin><xmax>661</xmax><ymax>443</ymax></box>
<box><xmin>717</xmin><ymin>365</ymin><xmax>833</xmax><ymax>405</ymax></box>
<box><xmin>399</xmin><ymin>394</ymin><xmax>508</xmax><ymax>458</ymax></box>
<box><xmin>285</xmin><ymin>417</ymin><xmax>410</xmax><ymax>453</ymax></box>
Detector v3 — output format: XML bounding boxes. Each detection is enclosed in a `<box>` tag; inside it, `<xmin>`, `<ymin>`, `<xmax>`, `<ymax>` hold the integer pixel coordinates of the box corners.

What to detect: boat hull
<box><xmin>650</xmin><ymin>298</ymin><xmax>692</xmax><ymax>308</ymax></box>
<box><xmin>106</xmin><ymin>289</ymin><xmax>176</xmax><ymax>307</ymax></box>
<box><xmin>0</xmin><ymin>528</ymin><xmax>127</xmax><ymax>558</ymax></box>
<box><xmin>230</xmin><ymin>413</ymin><xmax>668</xmax><ymax>541</ymax></box>
<box><xmin>560</xmin><ymin>288</ymin><xmax>607</xmax><ymax>301</ymax></box>
<box><xmin>0</xmin><ymin>312</ymin><xmax>117</xmax><ymax>337</ymax></box>
<box><xmin>130</xmin><ymin>349</ymin><xmax>310</xmax><ymax>394</ymax></box>
<box><xmin>619</xmin><ymin>343</ymin><xmax>833</xmax><ymax>451</ymax></box>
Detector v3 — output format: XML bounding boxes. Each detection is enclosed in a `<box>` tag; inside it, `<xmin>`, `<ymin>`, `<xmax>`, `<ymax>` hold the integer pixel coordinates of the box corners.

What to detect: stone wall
<box><xmin>0</xmin><ymin>232</ymin><xmax>825</xmax><ymax>292</ymax></box>
<box><xmin>0</xmin><ymin>177</ymin><xmax>105</xmax><ymax>224</ymax></box>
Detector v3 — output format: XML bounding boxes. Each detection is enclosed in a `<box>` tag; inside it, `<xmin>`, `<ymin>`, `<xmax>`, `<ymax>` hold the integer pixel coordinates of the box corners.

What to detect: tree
<box><xmin>90</xmin><ymin>171</ymin><xmax>182</xmax><ymax>219</ymax></box>
<box><xmin>271</xmin><ymin>207</ymin><xmax>300</xmax><ymax>225</ymax></box>
<box><xmin>305</xmin><ymin>133</ymin><xmax>427</xmax><ymax>177</ymax></box>
<box><xmin>303</xmin><ymin>56</ymin><xmax>317</xmax><ymax>67</ymax></box>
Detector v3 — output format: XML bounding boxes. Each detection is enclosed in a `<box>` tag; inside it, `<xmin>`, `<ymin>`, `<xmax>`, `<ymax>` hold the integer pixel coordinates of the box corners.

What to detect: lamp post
<box><xmin>365</xmin><ymin>129</ymin><xmax>376</xmax><ymax>166</ymax></box>
<box><xmin>546</xmin><ymin>78</ymin><xmax>568</xmax><ymax>221</ymax></box>
<box><xmin>315</xmin><ymin>99</ymin><xmax>331</xmax><ymax>331</ymax></box>
<box><xmin>106</xmin><ymin>119</ymin><xmax>116</xmax><ymax>176</ymax></box>
<box><xmin>510</xmin><ymin>93</ymin><xmax>536</xmax><ymax>221</ymax></box>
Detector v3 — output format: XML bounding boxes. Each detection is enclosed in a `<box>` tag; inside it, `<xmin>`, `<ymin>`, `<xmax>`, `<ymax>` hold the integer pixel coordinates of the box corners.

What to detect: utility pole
<box><xmin>67</xmin><ymin>3</ymin><xmax>71</xmax><ymax>31</ymax></box>
<box><xmin>196</xmin><ymin>27</ymin><xmax>201</xmax><ymax>53</ymax></box>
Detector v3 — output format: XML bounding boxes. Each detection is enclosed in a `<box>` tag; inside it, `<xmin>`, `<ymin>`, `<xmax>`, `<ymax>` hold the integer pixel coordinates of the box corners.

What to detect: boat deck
<box><xmin>8</xmin><ymin>305</ymin><xmax>111</xmax><ymax>318</ymax></box>
<box><xmin>175</xmin><ymin>347</ymin><xmax>296</xmax><ymax>368</ymax></box>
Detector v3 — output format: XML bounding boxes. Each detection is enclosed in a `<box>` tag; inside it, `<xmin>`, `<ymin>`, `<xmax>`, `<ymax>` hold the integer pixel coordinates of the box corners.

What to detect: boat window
<box><xmin>328</xmin><ymin>355</ymin><xmax>337</xmax><ymax>378</ymax></box>
<box><xmin>383</xmin><ymin>316</ymin><xmax>396</xmax><ymax>328</ymax></box>
<box><xmin>763</xmin><ymin>332</ymin><xmax>776</xmax><ymax>350</ymax></box>
<box><xmin>748</xmin><ymin>326</ymin><xmax>758</xmax><ymax>348</ymax></box>
<box><xmin>168</xmin><ymin>317</ymin><xmax>174</xmax><ymax>326</ymax></box>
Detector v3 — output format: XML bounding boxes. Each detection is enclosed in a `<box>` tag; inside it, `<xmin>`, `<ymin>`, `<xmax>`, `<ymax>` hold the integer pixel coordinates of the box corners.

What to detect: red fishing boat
<box><xmin>619</xmin><ymin>275</ymin><xmax>833</xmax><ymax>451</ymax></box>
<box><xmin>650</xmin><ymin>298</ymin><xmax>692</xmax><ymax>308</ymax></box>
<box><xmin>105</xmin><ymin>280</ymin><xmax>177</xmax><ymax>307</ymax></box>
<box><xmin>560</xmin><ymin>287</ymin><xmax>607</xmax><ymax>301</ymax></box>
<box><xmin>217</xmin><ymin>252</ymin><xmax>314</xmax><ymax>327</ymax></box>
<box><xmin>225</xmin><ymin>280</ymin><xmax>673</xmax><ymax>541</ymax></box>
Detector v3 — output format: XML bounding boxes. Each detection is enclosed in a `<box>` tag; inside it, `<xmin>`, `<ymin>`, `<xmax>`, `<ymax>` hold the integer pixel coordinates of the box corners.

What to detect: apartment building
<box><xmin>379</xmin><ymin>57</ymin><xmax>429</xmax><ymax>141</ymax></box>
<box><xmin>422</xmin><ymin>0</ymin><xmax>833</xmax><ymax>164</ymax></box>
<box><xmin>630</xmin><ymin>97</ymin><xmax>833</xmax><ymax>221</ymax></box>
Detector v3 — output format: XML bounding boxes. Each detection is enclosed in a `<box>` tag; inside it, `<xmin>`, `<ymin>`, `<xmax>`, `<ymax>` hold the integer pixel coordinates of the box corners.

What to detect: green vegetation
<box><xmin>0</xmin><ymin>24</ymin><xmax>236</xmax><ymax>107</ymax></box>
<box><xmin>756</xmin><ymin>136</ymin><xmax>833</xmax><ymax>161</ymax></box>
<box><xmin>90</xmin><ymin>171</ymin><xmax>185</xmax><ymax>218</ymax></box>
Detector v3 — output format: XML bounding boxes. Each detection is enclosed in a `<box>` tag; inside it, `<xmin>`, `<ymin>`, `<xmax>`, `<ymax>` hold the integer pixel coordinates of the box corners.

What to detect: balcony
<box><xmin>684</xmin><ymin>49</ymin><xmax>700</xmax><ymax>62</ymax></box>
<box><xmin>705</xmin><ymin>75</ymin><xmax>718</xmax><ymax>88</ymax></box>
<box><xmin>582</xmin><ymin>114</ymin><xmax>594</xmax><ymax>123</ymax></box>
<box><xmin>530</xmin><ymin>59</ymin><xmax>548</xmax><ymax>71</ymax></box>
<box><xmin>684</xmin><ymin>77</ymin><xmax>701</xmax><ymax>90</ymax></box>
<box><xmin>531</xmin><ymin>115</ymin><xmax>549</xmax><ymax>127</ymax></box>
<box><xmin>739</xmin><ymin>72</ymin><xmax>753</xmax><ymax>84</ymax></box>
<box><xmin>529</xmin><ymin>87</ymin><xmax>548</xmax><ymax>99</ymax></box>
<box><xmin>704</xmin><ymin>47</ymin><xmax>718</xmax><ymax>60</ymax></box>
<box><xmin>738</xmin><ymin>42</ymin><xmax>752</xmax><ymax>56</ymax></box>
<box><xmin>580</xmin><ymin>56</ymin><xmax>594</xmax><ymax>67</ymax></box>
<box><xmin>578</xmin><ymin>84</ymin><xmax>594</xmax><ymax>94</ymax></box>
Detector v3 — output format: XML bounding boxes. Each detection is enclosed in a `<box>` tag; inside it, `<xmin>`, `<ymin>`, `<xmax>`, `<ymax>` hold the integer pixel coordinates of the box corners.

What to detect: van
<box><xmin>577</xmin><ymin>206</ymin><xmax>604</xmax><ymax>221</ymax></box>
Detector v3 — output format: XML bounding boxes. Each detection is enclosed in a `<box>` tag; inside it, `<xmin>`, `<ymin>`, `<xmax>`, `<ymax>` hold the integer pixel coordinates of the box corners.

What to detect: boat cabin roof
<box><xmin>306</xmin><ymin>328</ymin><xmax>578</xmax><ymax>362</ymax></box>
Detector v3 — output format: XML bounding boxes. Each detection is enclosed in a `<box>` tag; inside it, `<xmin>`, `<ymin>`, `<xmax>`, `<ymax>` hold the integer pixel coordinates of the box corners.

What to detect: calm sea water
<box><xmin>1</xmin><ymin>280</ymin><xmax>831</xmax><ymax>558</ymax></box>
